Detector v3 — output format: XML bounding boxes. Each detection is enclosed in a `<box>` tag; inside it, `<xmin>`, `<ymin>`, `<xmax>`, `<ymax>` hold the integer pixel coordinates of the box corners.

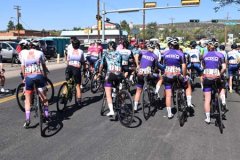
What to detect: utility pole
<box><xmin>143</xmin><ymin>0</ymin><xmax>145</xmax><ymax>42</ymax></box>
<box><xmin>97</xmin><ymin>0</ymin><xmax>100</xmax><ymax>39</ymax></box>
<box><xmin>14</xmin><ymin>5</ymin><xmax>21</xmax><ymax>39</ymax></box>
<box><xmin>225</xmin><ymin>12</ymin><xmax>230</xmax><ymax>46</ymax></box>
<box><xmin>169</xmin><ymin>17</ymin><xmax>175</xmax><ymax>35</ymax></box>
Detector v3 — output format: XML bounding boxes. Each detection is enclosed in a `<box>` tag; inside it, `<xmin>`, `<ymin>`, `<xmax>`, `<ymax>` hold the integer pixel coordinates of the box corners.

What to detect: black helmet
<box><xmin>190</xmin><ymin>41</ymin><xmax>197</xmax><ymax>48</ymax></box>
<box><xmin>147</xmin><ymin>42</ymin><xmax>156</xmax><ymax>49</ymax></box>
<box><xmin>108</xmin><ymin>41</ymin><xmax>117</xmax><ymax>50</ymax></box>
<box><xmin>167</xmin><ymin>37</ymin><xmax>179</xmax><ymax>46</ymax></box>
<box><xmin>72</xmin><ymin>39</ymin><xmax>80</xmax><ymax>49</ymax></box>
<box><xmin>122</xmin><ymin>40</ymin><xmax>129</xmax><ymax>49</ymax></box>
<box><xmin>231</xmin><ymin>43</ymin><xmax>238</xmax><ymax>49</ymax></box>
<box><xmin>219</xmin><ymin>45</ymin><xmax>225</xmax><ymax>50</ymax></box>
<box><xmin>30</xmin><ymin>39</ymin><xmax>40</xmax><ymax>49</ymax></box>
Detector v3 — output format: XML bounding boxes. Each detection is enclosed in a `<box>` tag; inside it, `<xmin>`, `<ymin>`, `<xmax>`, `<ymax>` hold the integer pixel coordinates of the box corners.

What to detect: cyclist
<box><xmin>0</xmin><ymin>45</ymin><xmax>5</xmax><ymax>93</ymax></box>
<box><xmin>162</xmin><ymin>37</ymin><xmax>187</xmax><ymax>119</ymax></box>
<box><xmin>86</xmin><ymin>40</ymin><xmax>102</xmax><ymax>72</ymax></box>
<box><xmin>227</xmin><ymin>43</ymin><xmax>240</xmax><ymax>93</ymax></box>
<box><xmin>133</xmin><ymin>42</ymin><xmax>159</xmax><ymax>111</ymax></box>
<box><xmin>21</xmin><ymin>40</ymin><xmax>49</xmax><ymax>128</ymax></box>
<box><xmin>98</xmin><ymin>41</ymin><xmax>123</xmax><ymax>116</ymax></box>
<box><xmin>65</xmin><ymin>38</ymin><xmax>85</xmax><ymax>107</ymax></box>
<box><xmin>202</xmin><ymin>40</ymin><xmax>227</xmax><ymax>124</ymax></box>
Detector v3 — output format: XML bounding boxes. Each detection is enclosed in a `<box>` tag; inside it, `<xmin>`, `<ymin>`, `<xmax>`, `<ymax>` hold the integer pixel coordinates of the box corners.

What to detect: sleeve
<box><xmin>40</xmin><ymin>52</ymin><xmax>46</xmax><ymax>65</ymax></box>
<box><xmin>80</xmin><ymin>50</ymin><xmax>85</xmax><ymax>63</ymax></box>
<box><xmin>181</xmin><ymin>53</ymin><xmax>186</xmax><ymax>64</ymax></box>
<box><xmin>100</xmin><ymin>52</ymin><xmax>106</xmax><ymax>65</ymax></box>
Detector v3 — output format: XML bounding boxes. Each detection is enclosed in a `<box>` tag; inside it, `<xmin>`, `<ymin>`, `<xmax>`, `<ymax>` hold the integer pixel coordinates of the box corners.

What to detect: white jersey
<box><xmin>227</xmin><ymin>50</ymin><xmax>240</xmax><ymax>65</ymax></box>
<box><xmin>118</xmin><ymin>49</ymin><xmax>132</xmax><ymax>66</ymax></box>
<box><xmin>154</xmin><ymin>49</ymin><xmax>161</xmax><ymax>62</ymax></box>
<box><xmin>186</xmin><ymin>49</ymin><xmax>200</xmax><ymax>63</ymax></box>
<box><xmin>21</xmin><ymin>49</ymin><xmax>45</xmax><ymax>77</ymax></box>
<box><xmin>67</xmin><ymin>48</ymin><xmax>84</xmax><ymax>68</ymax></box>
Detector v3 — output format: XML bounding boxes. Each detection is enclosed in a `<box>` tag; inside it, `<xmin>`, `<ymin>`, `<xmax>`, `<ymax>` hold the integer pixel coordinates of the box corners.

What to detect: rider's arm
<box><xmin>40</xmin><ymin>53</ymin><xmax>47</xmax><ymax>77</ymax></box>
<box><xmin>181</xmin><ymin>54</ymin><xmax>187</xmax><ymax>77</ymax></box>
<box><xmin>99</xmin><ymin>53</ymin><xmax>106</xmax><ymax>73</ymax></box>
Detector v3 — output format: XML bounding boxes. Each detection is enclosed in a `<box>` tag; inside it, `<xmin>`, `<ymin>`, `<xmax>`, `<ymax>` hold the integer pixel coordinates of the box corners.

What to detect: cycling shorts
<box><xmin>65</xmin><ymin>65</ymin><xmax>81</xmax><ymax>84</ymax></box>
<box><xmin>86</xmin><ymin>55</ymin><xmax>99</xmax><ymax>64</ymax></box>
<box><xmin>122</xmin><ymin>65</ymin><xmax>130</xmax><ymax>73</ymax></box>
<box><xmin>203</xmin><ymin>78</ymin><xmax>224</xmax><ymax>92</ymax></box>
<box><xmin>187</xmin><ymin>62</ymin><xmax>203</xmax><ymax>75</ymax></box>
<box><xmin>104</xmin><ymin>72</ymin><xmax>123</xmax><ymax>88</ymax></box>
<box><xmin>25</xmin><ymin>74</ymin><xmax>46</xmax><ymax>93</ymax></box>
<box><xmin>163</xmin><ymin>75</ymin><xmax>187</xmax><ymax>90</ymax></box>
<box><xmin>136</xmin><ymin>73</ymin><xmax>159</xmax><ymax>89</ymax></box>
<box><xmin>228</xmin><ymin>64</ymin><xmax>239</xmax><ymax>76</ymax></box>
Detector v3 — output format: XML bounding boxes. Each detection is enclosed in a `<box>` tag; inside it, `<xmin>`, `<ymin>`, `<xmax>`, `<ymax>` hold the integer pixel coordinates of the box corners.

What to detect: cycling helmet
<box><xmin>231</xmin><ymin>43</ymin><xmax>238</xmax><ymax>49</ymax></box>
<box><xmin>72</xmin><ymin>39</ymin><xmax>80</xmax><ymax>49</ymax></box>
<box><xmin>167</xmin><ymin>37</ymin><xmax>179</xmax><ymax>46</ymax></box>
<box><xmin>107</xmin><ymin>41</ymin><xmax>117</xmax><ymax>50</ymax></box>
<box><xmin>29</xmin><ymin>39</ymin><xmax>40</xmax><ymax>48</ymax></box>
<box><xmin>96</xmin><ymin>39</ymin><xmax>102</xmax><ymax>44</ymax></box>
<box><xmin>19</xmin><ymin>40</ymin><xmax>29</xmax><ymax>46</ymax></box>
<box><xmin>219</xmin><ymin>45</ymin><xmax>225</xmax><ymax>50</ymax></box>
<box><xmin>122</xmin><ymin>40</ymin><xmax>129</xmax><ymax>49</ymax></box>
<box><xmin>190</xmin><ymin>41</ymin><xmax>197</xmax><ymax>48</ymax></box>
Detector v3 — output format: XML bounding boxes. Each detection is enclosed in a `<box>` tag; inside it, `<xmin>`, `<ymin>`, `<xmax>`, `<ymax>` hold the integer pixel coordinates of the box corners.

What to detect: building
<box><xmin>60</xmin><ymin>29</ymin><xmax>128</xmax><ymax>44</ymax></box>
<box><xmin>0</xmin><ymin>30</ymin><xmax>50</xmax><ymax>40</ymax></box>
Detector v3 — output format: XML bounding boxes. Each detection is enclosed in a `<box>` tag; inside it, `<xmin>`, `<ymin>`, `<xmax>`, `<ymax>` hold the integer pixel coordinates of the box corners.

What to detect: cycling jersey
<box><xmin>67</xmin><ymin>48</ymin><xmax>84</xmax><ymax>68</ymax></box>
<box><xmin>118</xmin><ymin>49</ymin><xmax>132</xmax><ymax>66</ymax></box>
<box><xmin>227</xmin><ymin>49</ymin><xmax>240</xmax><ymax>76</ymax></box>
<box><xmin>132</xmin><ymin>47</ymin><xmax>140</xmax><ymax>56</ymax></box>
<box><xmin>101</xmin><ymin>51</ymin><xmax>122</xmax><ymax>74</ymax></box>
<box><xmin>154</xmin><ymin>49</ymin><xmax>161</xmax><ymax>62</ymax></box>
<box><xmin>186</xmin><ymin>49</ymin><xmax>201</xmax><ymax>63</ymax></box>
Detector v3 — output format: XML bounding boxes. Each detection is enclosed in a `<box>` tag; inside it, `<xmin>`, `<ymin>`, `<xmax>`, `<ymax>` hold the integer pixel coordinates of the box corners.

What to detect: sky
<box><xmin>0</xmin><ymin>0</ymin><xmax>240</xmax><ymax>31</ymax></box>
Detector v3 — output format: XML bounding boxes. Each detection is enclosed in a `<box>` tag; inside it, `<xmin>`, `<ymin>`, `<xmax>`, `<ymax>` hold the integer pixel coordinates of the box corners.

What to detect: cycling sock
<box><xmin>220</xmin><ymin>94</ymin><xmax>226</xmax><ymax>105</ymax></box>
<box><xmin>129</xmin><ymin>75</ymin><xmax>133</xmax><ymax>81</ymax></box>
<box><xmin>134</xmin><ymin>101</ymin><xmax>138</xmax><ymax>110</ymax></box>
<box><xmin>44</xmin><ymin>106</ymin><xmax>49</xmax><ymax>117</ymax></box>
<box><xmin>166</xmin><ymin>107</ymin><xmax>172</xmax><ymax>116</ymax></box>
<box><xmin>25</xmin><ymin>111</ymin><xmax>31</xmax><ymax>120</ymax></box>
<box><xmin>155</xmin><ymin>85</ymin><xmax>161</xmax><ymax>94</ymax></box>
<box><xmin>108</xmin><ymin>103</ymin><xmax>114</xmax><ymax>113</ymax></box>
<box><xmin>205</xmin><ymin>112</ymin><xmax>210</xmax><ymax>120</ymax></box>
<box><xmin>187</xmin><ymin>96</ymin><xmax>192</xmax><ymax>106</ymax></box>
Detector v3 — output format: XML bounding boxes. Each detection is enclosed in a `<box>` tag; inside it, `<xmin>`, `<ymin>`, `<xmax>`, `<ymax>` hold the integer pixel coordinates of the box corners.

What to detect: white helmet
<box><xmin>19</xmin><ymin>39</ymin><xmax>29</xmax><ymax>46</ymax></box>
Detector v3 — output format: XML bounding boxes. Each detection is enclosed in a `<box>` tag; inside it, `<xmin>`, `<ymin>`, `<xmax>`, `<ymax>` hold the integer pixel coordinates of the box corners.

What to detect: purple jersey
<box><xmin>139</xmin><ymin>50</ymin><xmax>158</xmax><ymax>74</ymax></box>
<box><xmin>162</xmin><ymin>49</ymin><xmax>185</xmax><ymax>75</ymax></box>
<box><xmin>202</xmin><ymin>51</ymin><xmax>224</xmax><ymax>78</ymax></box>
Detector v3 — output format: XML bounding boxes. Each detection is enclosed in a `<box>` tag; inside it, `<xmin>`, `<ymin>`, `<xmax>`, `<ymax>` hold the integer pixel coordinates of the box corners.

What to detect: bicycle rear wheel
<box><xmin>100</xmin><ymin>91</ymin><xmax>108</xmax><ymax>116</ymax></box>
<box><xmin>176</xmin><ymin>89</ymin><xmax>187</xmax><ymax>127</ymax></box>
<box><xmin>116</xmin><ymin>90</ymin><xmax>134</xmax><ymax>127</ymax></box>
<box><xmin>45</xmin><ymin>78</ymin><xmax>54</xmax><ymax>103</ymax></box>
<box><xmin>82</xmin><ymin>68</ymin><xmax>90</xmax><ymax>87</ymax></box>
<box><xmin>56</xmin><ymin>82</ymin><xmax>68</xmax><ymax>112</ymax></box>
<box><xmin>216</xmin><ymin>94</ymin><xmax>224</xmax><ymax>134</ymax></box>
<box><xmin>90</xmin><ymin>73</ymin><xmax>101</xmax><ymax>93</ymax></box>
<box><xmin>142</xmin><ymin>87</ymin><xmax>156</xmax><ymax>120</ymax></box>
<box><xmin>16</xmin><ymin>83</ymin><xmax>25</xmax><ymax>112</ymax></box>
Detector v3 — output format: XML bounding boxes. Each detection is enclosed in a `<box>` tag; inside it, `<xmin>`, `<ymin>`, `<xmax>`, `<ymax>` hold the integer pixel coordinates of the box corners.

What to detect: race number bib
<box><xmin>165</xmin><ymin>66</ymin><xmax>181</xmax><ymax>74</ymax></box>
<box><xmin>110</xmin><ymin>65</ymin><xmax>121</xmax><ymax>72</ymax></box>
<box><xmin>191</xmin><ymin>58</ymin><xmax>199</xmax><ymax>63</ymax></box>
<box><xmin>139</xmin><ymin>67</ymin><xmax>151</xmax><ymax>74</ymax></box>
<box><xmin>25</xmin><ymin>64</ymin><xmax>41</xmax><ymax>74</ymax></box>
<box><xmin>122</xmin><ymin>60</ymin><xmax>128</xmax><ymax>65</ymax></box>
<box><xmin>203</xmin><ymin>69</ymin><xmax>220</xmax><ymax>76</ymax></box>
<box><xmin>229</xmin><ymin>59</ymin><xmax>237</xmax><ymax>64</ymax></box>
<box><xmin>69</xmin><ymin>60</ymin><xmax>80</xmax><ymax>65</ymax></box>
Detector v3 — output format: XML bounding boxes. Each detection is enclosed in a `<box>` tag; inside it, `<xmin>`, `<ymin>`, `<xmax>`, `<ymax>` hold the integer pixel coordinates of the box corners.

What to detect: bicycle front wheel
<box><xmin>81</xmin><ymin>69</ymin><xmax>90</xmax><ymax>87</ymax></box>
<box><xmin>90</xmin><ymin>73</ymin><xmax>101</xmax><ymax>93</ymax></box>
<box><xmin>45</xmin><ymin>78</ymin><xmax>54</xmax><ymax>103</ymax></box>
<box><xmin>216</xmin><ymin>94</ymin><xmax>224</xmax><ymax>134</ymax></box>
<box><xmin>116</xmin><ymin>90</ymin><xmax>134</xmax><ymax>127</ymax></box>
<box><xmin>142</xmin><ymin>87</ymin><xmax>156</xmax><ymax>120</ymax></box>
<box><xmin>56</xmin><ymin>82</ymin><xmax>68</xmax><ymax>112</ymax></box>
<box><xmin>16</xmin><ymin>83</ymin><xmax>25</xmax><ymax>112</ymax></box>
<box><xmin>100</xmin><ymin>91</ymin><xmax>108</xmax><ymax>116</ymax></box>
<box><xmin>176</xmin><ymin>89</ymin><xmax>187</xmax><ymax>127</ymax></box>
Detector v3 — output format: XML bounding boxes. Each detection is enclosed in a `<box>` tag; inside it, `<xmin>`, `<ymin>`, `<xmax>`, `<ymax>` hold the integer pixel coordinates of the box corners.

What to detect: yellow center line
<box><xmin>0</xmin><ymin>81</ymin><xmax>66</xmax><ymax>104</ymax></box>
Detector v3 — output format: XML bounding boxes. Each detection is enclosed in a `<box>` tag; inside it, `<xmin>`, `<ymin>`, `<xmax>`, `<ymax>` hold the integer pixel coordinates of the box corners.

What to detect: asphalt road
<box><xmin>1</xmin><ymin>67</ymin><xmax>240</xmax><ymax>160</ymax></box>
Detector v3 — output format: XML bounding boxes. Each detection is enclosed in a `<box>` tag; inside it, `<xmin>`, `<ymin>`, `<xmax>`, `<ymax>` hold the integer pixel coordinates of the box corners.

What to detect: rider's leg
<box><xmin>203</xmin><ymin>79</ymin><xmax>211</xmax><ymax>123</ymax></box>
<box><xmin>0</xmin><ymin>74</ymin><xmax>5</xmax><ymax>92</ymax></box>
<box><xmin>229</xmin><ymin>76</ymin><xmax>233</xmax><ymax>93</ymax></box>
<box><xmin>105</xmin><ymin>86</ymin><xmax>114</xmax><ymax>116</ymax></box>
<box><xmin>165</xmin><ymin>89</ymin><xmax>173</xmax><ymax>118</ymax></box>
<box><xmin>134</xmin><ymin>75</ymin><xmax>144</xmax><ymax>111</ymax></box>
<box><xmin>186</xmin><ymin>80</ymin><xmax>193</xmax><ymax>107</ymax></box>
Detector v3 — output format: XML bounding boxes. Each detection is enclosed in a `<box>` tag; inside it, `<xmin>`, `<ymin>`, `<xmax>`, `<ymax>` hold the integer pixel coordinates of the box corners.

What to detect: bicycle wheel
<box><xmin>235</xmin><ymin>75</ymin><xmax>240</xmax><ymax>93</ymax></box>
<box><xmin>90</xmin><ymin>73</ymin><xmax>101</xmax><ymax>93</ymax></box>
<box><xmin>56</xmin><ymin>82</ymin><xmax>68</xmax><ymax>112</ymax></box>
<box><xmin>116</xmin><ymin>90</ymin><xmax>134</xmax><ymax>127</ymax></box>
<box><xmin>100</xmin><ymin>91</ymin><xmax>108</xmax><ymax>116</ymax></box>
<box><xmin>216</xmin><ymin>93</ymin><xmax>224</xmax><ymax>134</ymax></box>
<box><xmin>82</xmin><ymin>69</ymin><xmax>90</xmax><ymax>87</ymax></box>
<box><xmin>16</xmin><ymin>83</ymin><xmax>25</xmax><ymax>112</ymax></box>
<box><xmin>176</xmin><ymin>89</ymin><xmax>187</xmax><ymax>127</ymax></box>
<box><xmin>142</xmin><ymin>86</ymin><xmax>156</xmax><ymax>120</ymax></box>
<box><xmin>45</xmin><ymin>78</ymin><xmax>54</xmax><ymax>103</ymax></box>
<box><xmin>38</xmin><ymin>96</ymin><xmax>44</xmax><ymax>137</ymax></box>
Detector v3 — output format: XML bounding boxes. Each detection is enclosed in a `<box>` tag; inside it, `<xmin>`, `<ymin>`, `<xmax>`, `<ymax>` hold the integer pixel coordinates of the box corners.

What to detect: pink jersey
<box><xmin>88</xmin><ymin>44</ymin><xmax>102</xmax><ymax>57</ymax></box>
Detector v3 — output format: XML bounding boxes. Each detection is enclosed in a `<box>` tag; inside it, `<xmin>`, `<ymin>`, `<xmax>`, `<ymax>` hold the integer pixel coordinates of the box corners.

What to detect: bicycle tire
<box><xmin>176</xmin><ymin>89</ymin><xmax>187</xmax><ymax>127</ymax></box>
<box><xmin>82</xmin><ymin>69</ymin><xmax>90</xmax><ymax>87</ymax></box>
<box><xmin>116</xmin><ymin>90</ymin><xmax>134</xmax><ymax>127</ymax></box>
<box><xmin>90</xmin><ymin>73</ymin><xmax>101</xmax><ymax>93</ymax></box>
<box><xmin>16</xmin><ymin>83</ymin><xmax>25</xmax><ymax>112</ymax></box>
<box><xmin>100</xmin><ymin>91</ymin><xmax>108</xmax><ymax>116</ymax></box>
<box><xmin>45</xmin><ymin>78</ymin><xmax>54</xmax><ymax>103</ymax></box>
<box><xmin>142</xmin><ymin>86</ymin><xmax>154</xmax><ymax>120</ymax></box>
<box><xmin>216</xmin><ymin>93</ymin><xmax>224</xmax><ymax>134</ymax></box>
<box><xmin>56</xmin><ymin>82</ymin><xmax>68</xmax><ymax>112</ymax></box>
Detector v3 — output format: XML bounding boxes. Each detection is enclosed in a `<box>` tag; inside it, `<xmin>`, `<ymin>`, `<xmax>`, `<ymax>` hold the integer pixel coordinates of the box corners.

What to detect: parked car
<box><xmin>39</xmin><ymin>40</ymin><xmax>57</xmax><ymax>59</ymax></box>
<box><xmin>0</xmin><ymin>41</ymin><xmax>20</xmax><ymax>63</ymax></box>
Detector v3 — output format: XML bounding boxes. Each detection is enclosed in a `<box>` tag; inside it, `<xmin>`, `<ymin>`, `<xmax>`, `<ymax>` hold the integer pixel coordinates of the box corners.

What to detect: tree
<box><xmin>73</xmin><ymin>27</ymin><xmax>81</xmax><ymax>30</ymax></box>
<box><xmin>145</xmin><ymin>22</ymin><xmax>158</xmax><ymax>40</ymax></box>
<box><xmin>16</xmin><ymin>23</ymin><xmax>24</xmax><ymax>30</ymax></box>
<box><xmin>7</xmin><ymin>20</ymin><xmax>15</xmax><ymax>31</ymax></box>
<box><xmin>212</xmin><ymin>0</ymin><xmax>240</xmax><ymax>11</ymax></box>
<box><xmin>120</xmin><ymin>20</ymin><xmax>130</xmax><ymax>33</ymax></box>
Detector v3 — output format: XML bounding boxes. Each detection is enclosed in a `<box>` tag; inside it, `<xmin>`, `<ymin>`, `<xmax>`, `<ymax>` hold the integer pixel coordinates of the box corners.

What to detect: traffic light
<box><xmin>98</xmin><ymin>20</ymin><xmax>102</xmax><ymax>30</ymax></box>
<box><xmin>96</xmin><ymin>15</ymin><xmax>102</xmax><ymax>20</ymax></box>
<box><xmin>105</xmin><ymin>18</ymin><xmax>110</xmax><ymax>22</ymax></box>
<box><xmin>189</xmin><ymin>19</ymin><xmax>199</xmax><ymax>23</ymax></box>
<box><xmin>181</xmin><ymin>0</ymin><xmax>200</xmax><ymax>5</ymax></box>
<box><xmin>211</xmin><ymin>19</ymin><xmax>218</xmax><ymax>23</ymax></box>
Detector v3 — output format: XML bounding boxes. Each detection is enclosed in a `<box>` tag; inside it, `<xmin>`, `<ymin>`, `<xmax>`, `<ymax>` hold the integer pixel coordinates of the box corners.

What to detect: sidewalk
<box><xmin>4</xmin><ymin>58</ymin><xmax>67</xmax><ymax>79</ymax></box>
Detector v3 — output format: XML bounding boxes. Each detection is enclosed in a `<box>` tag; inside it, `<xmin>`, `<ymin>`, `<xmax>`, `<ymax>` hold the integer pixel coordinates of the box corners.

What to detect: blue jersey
<box><xmin>101</xmin><ymin>50</ymin><xmax>122</xmax><ymax>74</ymax></box>
<box><xmin>118</xmin><ymin>49</ymin><xmax>133</xmax><ymax>66</ymax></box>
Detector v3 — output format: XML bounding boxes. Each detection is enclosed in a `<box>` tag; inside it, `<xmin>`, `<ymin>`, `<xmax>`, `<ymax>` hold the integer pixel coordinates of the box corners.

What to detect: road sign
<box><xmin>181</xmin><ymin>0</ymin><xmax>200</xmax><ymax>6</ymax></box>
<box><xmin>144</xmin><ymin>2</ymin><xmax>157</xmax><ymax>8</ymax></box>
